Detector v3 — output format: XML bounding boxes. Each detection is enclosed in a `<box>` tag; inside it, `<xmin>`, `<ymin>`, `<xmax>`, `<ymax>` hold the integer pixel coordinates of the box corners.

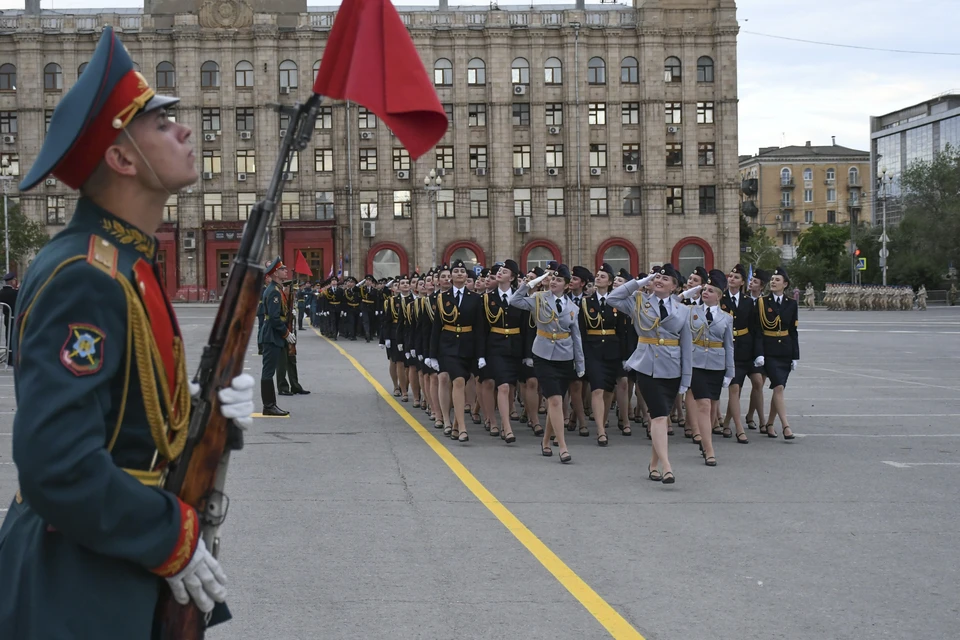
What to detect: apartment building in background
<box><xmin>0</xmin><ymin>0</ymin><xmax>739</xmax><ymax>298</ymax></box>
<box><xmin>738</xmin><ymin>140</ymin><xmax>870</xmax><ymax>260</ymax></box>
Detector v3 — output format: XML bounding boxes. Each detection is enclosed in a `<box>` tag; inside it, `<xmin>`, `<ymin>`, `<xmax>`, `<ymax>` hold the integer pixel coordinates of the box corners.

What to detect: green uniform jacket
<box><xmin>258</xmin><ymin>281</ymin><xmax>288</xmax><ymax>347</ymax></box>
<box><xmin>0</xmin><ymin>199</ymin><xmax>227</xmax><ymax>638</ymax></box>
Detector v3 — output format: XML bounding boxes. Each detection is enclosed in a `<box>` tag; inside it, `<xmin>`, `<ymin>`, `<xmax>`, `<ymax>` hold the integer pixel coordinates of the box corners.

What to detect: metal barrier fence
<box><xmin>1</xmin><ymin>301</ymin><xmax>12</xmax><ymax>371</ymax></box>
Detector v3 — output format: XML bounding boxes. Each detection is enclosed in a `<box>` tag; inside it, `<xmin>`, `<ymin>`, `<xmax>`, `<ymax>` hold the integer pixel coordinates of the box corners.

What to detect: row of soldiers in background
<box><xmin>295</xmin><ymin>276</ymin><xmax>388</xmax><ymax>341</ymax></box>
<box><xmin>821</xmin><ymin>284</ymin><xmax>923</xmax><ymax>311</ymax></box>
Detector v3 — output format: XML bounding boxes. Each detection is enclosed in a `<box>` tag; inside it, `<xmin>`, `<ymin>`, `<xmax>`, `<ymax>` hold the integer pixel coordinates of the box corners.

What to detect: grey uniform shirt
<box><xmin>690</xmin><ymin>304</ymin><xmax>735</xmax><ymax>378</ymax></box>
<box><xmin>606</xmin><ymin>279</ymin><xmax>692</xmax><ymax>388</ymax></box>
<box><xmin>508</xmin><ymin>283</ymin><xmax>585</xmax><ymax>373</ymax></box>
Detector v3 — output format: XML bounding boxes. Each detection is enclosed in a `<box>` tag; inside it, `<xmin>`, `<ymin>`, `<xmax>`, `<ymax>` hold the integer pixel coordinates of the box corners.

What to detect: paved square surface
<box><xmin>2</xmin><ymin>306</ymin><xmax>958</xmax><ymax>639</ymax></box>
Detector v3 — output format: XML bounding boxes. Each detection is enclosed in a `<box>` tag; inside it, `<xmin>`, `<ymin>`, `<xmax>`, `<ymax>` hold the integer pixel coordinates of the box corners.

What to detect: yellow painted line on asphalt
<box><xmin>314</xmin><ymin>329</ymin><xmax>645</xmax><ymax>640</ymax></box>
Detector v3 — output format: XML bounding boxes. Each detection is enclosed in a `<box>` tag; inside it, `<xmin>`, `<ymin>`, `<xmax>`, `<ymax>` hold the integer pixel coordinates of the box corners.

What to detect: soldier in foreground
<box><xmin>260</xmin><ymin>257</ymin><xmax>295</xmax><ymax>416</ymax></box>
<box><xmin>0</xmin><ymin>28</ymin><xmax>255</xmax><ymax>637</ymax></box>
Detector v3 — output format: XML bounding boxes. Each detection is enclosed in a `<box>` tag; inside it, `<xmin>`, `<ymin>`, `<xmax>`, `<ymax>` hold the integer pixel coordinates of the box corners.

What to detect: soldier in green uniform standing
<box><xmin>259</xmin><ymin>257</ymin><xmax>294</xmax><ymax>416</ymax></box>
<box><xmin>0</xmin><ymin>28</ymin><xmax>256</xmax><ymax>638</ymax></box>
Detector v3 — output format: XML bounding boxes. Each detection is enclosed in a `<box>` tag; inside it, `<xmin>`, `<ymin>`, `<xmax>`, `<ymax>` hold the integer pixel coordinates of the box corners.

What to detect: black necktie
<box><xmin>600</xmin><ymin>296</ymin><xmax>606</xmax><ymax>309</ymax></box>
<box><xmin>556</xmin><ymin>298</ymin><xmax>563</xmax><ymax>314</ymax></box>
<box><xmin>706</xmin><ymin>308</ymin><xmax>713</xmax><ymax>323</ymax></box>
<box><xmin>775</xmin><ymin>296</ymin><xmax>781</xmax><ymax>307</ymax></box>
<box><xmin>502</xmin><ymin>293</ymin><xmax>508</xmax><ymax>305</ymax></box>
<box><xmin>659</xmin><ymin>299</ymin><xmax>668</xmax><ymax>321</ymax></box>
<box><xmin>456</xmin><ymin>291</ymin><xmax>462</xmax><ymax>307</ymax></box>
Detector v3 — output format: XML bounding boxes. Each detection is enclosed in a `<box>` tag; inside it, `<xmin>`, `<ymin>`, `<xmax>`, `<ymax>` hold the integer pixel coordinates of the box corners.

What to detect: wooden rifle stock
<box><xmin>156</xmin><ymin>94</ymin><xmax>324</xmax><ymax>639</ymax></box>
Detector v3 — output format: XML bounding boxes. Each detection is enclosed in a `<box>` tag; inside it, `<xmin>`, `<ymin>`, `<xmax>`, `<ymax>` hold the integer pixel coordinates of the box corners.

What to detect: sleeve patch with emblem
<box><xmin>61</xmin><ymin>323</ymin><xmax>106</xmax><ymax>376</ymax></box>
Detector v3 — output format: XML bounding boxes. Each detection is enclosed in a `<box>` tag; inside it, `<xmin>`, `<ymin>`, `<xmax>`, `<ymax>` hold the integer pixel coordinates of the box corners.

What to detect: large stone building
<box><xmin>870</xmin><ymin>93</ymin><xmax>960</xmax><ymax>228</ymax></box>
<box><xmin>738</xmin><ymin>140</ymin><xmax>870</xmax><ymax>260</ymax></box>
<box><xmin>0</xmin><ymin>0</ymin><xmax>739</xmax><ymax>299</ymax></box>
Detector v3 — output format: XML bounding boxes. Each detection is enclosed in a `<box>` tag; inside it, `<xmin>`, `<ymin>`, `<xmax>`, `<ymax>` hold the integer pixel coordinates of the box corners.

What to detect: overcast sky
<box><xmin>1</xmin><ymin>0</ymin><xmax>955</xmax><ymax>155</ymax></box>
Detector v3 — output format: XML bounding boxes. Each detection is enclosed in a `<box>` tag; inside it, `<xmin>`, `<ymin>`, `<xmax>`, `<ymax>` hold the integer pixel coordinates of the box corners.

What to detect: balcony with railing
<box><xmin>778</xmin><ymin>221</ymin><xmax>800</xmax><ymax>232</ymax></box>
<box><xmin>780</xmin><ymin>179</ymin><xmax>795</xmax><ymax>189</ymax></box>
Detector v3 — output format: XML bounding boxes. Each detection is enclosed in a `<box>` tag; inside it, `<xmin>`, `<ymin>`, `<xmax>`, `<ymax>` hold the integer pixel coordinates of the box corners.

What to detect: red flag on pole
<box><xmin>313</xmin><ymin>0</ymin><xmax>447</xmax><ymax>160</ymax></box>
<box><xmin>293</xmin><ymin>250</ymin><xmax>313</xmax><ymax>276</ymax></box>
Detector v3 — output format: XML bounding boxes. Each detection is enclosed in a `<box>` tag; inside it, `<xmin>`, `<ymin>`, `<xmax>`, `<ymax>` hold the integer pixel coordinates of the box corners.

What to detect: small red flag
<box><xmin>293</xmin><ymin>250</ymin><xmax>313</xmax><ymax>276</ymax></box>
<box><xmin>313</xmin><ymin>0</ymin><xmax>447</xmax><ymax>160</ymax></box>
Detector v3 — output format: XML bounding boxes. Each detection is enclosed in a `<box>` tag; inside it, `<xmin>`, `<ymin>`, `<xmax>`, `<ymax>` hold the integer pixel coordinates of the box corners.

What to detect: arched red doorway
<box><xmin>365</xmin><ymin>241</ymin><xmax>409</xmax><ymax>279</ymax></box>
<box><xmin>520</xmin><ymin>238</ymin><xmax>563</xmax><ymax>272</ymax></box>
<box><xmin>595</xmin><ymin>237</ymin><xmax>639</xmax><ymax>276</ymax></box>
<box><xmin>670</xmin><ymin>236</ymin><xmax>715</xmax><ymax>278</ymax></box>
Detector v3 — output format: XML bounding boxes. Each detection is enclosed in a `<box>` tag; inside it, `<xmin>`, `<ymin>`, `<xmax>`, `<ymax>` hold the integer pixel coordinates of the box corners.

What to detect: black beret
<box><xmin>730</xmin><ymin>264</ymin><xmax>747</xmax><ymax>277</ymax></box>
<box><xmin>572</xmin><ymin>265</ymin><xmax>594</xmax><ymax>283</ymax></box>
<box><xmin>598</xmin><ymin>263</ymin><xmax>615</xmax><ymax>278</ymax></box>
<box><xmin>753</xmin><ymin>268</ymin><xmax>770</xmax><ymax>283</ymax></box>
<box><xmin>533</xmin><ymin>267</ymin><xmax>545</xmax><ymax>277</ymax></box>
<box><xmin>556</xmin><ymin>264</ymin><xmax>572</xmax><ymax>282</ymax></box>
<box><xmin>618</xmin><ymin>268</ymin><xmax>633</xmax><ymax>280</ymax></box>
<box><xmin>451</xmin><ymin>259</ymin><xmax>466</xmax><ymax>270</ymax></box>
<box><xmin>547</xmin><ymin>260</ymin><xmax>559</xmax><ymax>271</ymax></box>
<box><xmin>503</xmin><ymin>259</ymin><xmax>521</xmax><ymax>277</ymax></box>
<box><xmin>773</xmin><ymin>266</ymin><xmax>790</xmax><ymax>283</ymax></box>
<box><xmin>692</xmin><ymin>266</ymin><xmax>708</xmax><ymax>282</ymax></box>
<box><xmin>706</xmin><ymin>269</ymin><xmax>727</xmax><ymax>292</ymax></box>
<box><xmin>658</xmin><ymin>263</ymin><xmax>682</xmax><ymax>283</ymax></box>
<box><xmin>480</xmin><ymin>267</ymin><xmax>491</xmax><ymax>278</ymax></box>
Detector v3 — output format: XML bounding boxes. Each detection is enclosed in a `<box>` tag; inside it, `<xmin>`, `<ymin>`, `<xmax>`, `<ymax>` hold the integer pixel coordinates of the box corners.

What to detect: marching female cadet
<box><xmin>755</xmin><ymin>267</ymin><xmax>799</xmax><ymax>439</ymax></box>
<box><xmin>509</xmin><ymin>265</ymin><xmax>585</xmax><ymax>463</ymax></box>
<box><xmin>397</xmin><ymin>274</ymin><xmax>421</xmax><ymax>407</ymax></box>
<box><xmin>608</xmin><ymin>265</ymin><xmax>692</xmax><ymax>485</ymax></box>
<box><xmin>579</xmin><ymin>263</ymin><xmax>621</xmax><ymax>446</ymax></box>
<box><xmin>689</xmin><ymin>270</ymin><xmax>735</xmax><ymax>466</ymax></box>
<box><xmin>479</xmin><ymin>260</ymin><xmax>524</xmax><ymax>443</ymax></box>
<box><xmin>720</xmin><ymin>264</ymin><xmax>759</xmax><ymax>443</ymax></box>
<box><xmin>519</xmin><ymin>268</ymin><xmax>545</xmax><ymax>437</ymax></box>
<box><xmin>744</xmin><ymin>269</ymin><xmax>769</xmax><ymax>431</ymax></box>
<box><xmin>417</xmin><ymin>275</ymin><xmax>440</xmax><ymax>424</ymax></box>
<box><xmin>379</xmin><ymin>280</ymin><xmax>405</xmax><ymax>398</ymax></box>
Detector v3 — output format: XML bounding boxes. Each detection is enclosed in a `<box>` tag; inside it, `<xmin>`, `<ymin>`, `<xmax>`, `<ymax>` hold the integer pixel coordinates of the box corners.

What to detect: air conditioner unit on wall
<box><xmin>237</xmin><ymin>173</ymin><xmax>247</xmax><ymax>181</ymax></box>
<box><xmin>2</xmin><ymin>135</ymin><xmax>15</xmax><ymax>144</ymax></box>
<box><xmin>282</xmin><ymin>172</ymin><xmax>294</xmax><ymax>181</ymax></box>
<box><xmin>239</xmin><ymin>131</ymin><xmax>252</xmax><ymax>140</ymax></box>
<box><xmin>547</xmin><ymin>167</ymin><xmax>559</xmax><ymax>176</ymax></box>
<box><xmin>514</xmin><ymin>167</ymin><xmax>525</xmax><ymax>176</ymax></box>
<box><xmin>625</xmin><ymin>164</ymin><xmax>638</xmax><ymax>172</ymax></box>
<box><xmin>475</xmin><ymin>167</ymin><xmax>487</xmax><ymax>176</ymax></box>
<box><xmin>396</xmin><ymin>170</ymin><xmax>409</xmax><ymax>180</ymax></box>
<box><xmin>360</xmin><ymin>131</ymin><xmax>373</xmax><ymax>140</ymax></box>
<box><xmin>202</xmin><ymin>172</ymin><xmax>214</xmax><ymax>180</ymax></box>
<box><xmin>280</xmin><ymin>86</ymin><xmax>291</xmax><ymax>94</ymax></box>
<box><xmin>44</xmin><ymin>178</ymin><xmax>56</xmax><ymax>186</ymax></box>
<box><xmin>363</xmin><ymin>220</ymin><xmax>376</xmax><ymax>237</ymax></box>
<box><xmin>590</xmin><ymin>167</ymin><xmax>602</xmax><ymax>176</ymax></box>
<box><xmin>183</xmin><ymin>237</ymin><xmax>196</xmax><ymax>250</ymax></box>
<box><xmin>516</xmin><ymin>216</ymin><xmax>531</xmax><ymax>233</ymax></box>
<box><xmin>513</xmin><ymin>85</ymin><xmax>526</xmax><ymax>95</ymax></box>
<box><xmin>667</xmin><ymin>126</ymin><xmax>679</xmax><ymax>134</ymax></box>
<box><xmin>548</xmin><ymin>126</ymin><xmax>561</xmax><ymax>135</ymax></box>
<box><xmin>203</xmin><ymin>133</ymin><xmax>216</xmax><ymax>142</ymax></box>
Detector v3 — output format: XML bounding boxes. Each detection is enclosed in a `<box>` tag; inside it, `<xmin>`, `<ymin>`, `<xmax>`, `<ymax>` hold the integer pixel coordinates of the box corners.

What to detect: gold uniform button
<box><xmin>658</xmin><ymin>338</ymin><xmax>665</xmax><ymax>346</ymax></box>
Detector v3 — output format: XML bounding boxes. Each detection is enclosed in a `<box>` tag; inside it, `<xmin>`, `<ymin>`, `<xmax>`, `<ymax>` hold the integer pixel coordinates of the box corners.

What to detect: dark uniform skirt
<box><xmin>585</xmin><ymin>356</ymin><xmax>619</xmax><ymax>393</ymax></box>
<box><xmin>732</xmin><ymin>360</ymin><xmax>751</xmax><ymax>387</ymax></box>
<box><xmin>631</xmin><ymin>371</ymin><xmax>681</xmax><ymax>419</ymax></box>
<box><xmin>388</xmin><ymin>344</ymin><xmax>405</xmax><ymax>364</ymax></box>
<box><xmin>764</xmin><ymin>356</ymin><xmax>792</xmax><ymax>389</ymax></box>
<box><xmin>439</xmin><ymin>355</ymin><xmax>473</xmax><ymax>382</ymax></box>
<box><xmin>519</xmin><ymin>361</ymin><xmax>535</xmax><ymax>383</ymax></box>
<box><xmin>533</xmin><ymin>355</ymin><xmax>574</xmax><ymax>398</ymax></box>
<box><xmin>691</xmin><ymin>368</ymin><xmax>724</xmax><ymax>401</ymax></box>
<box><xmin>488</xmin><ymin>355</ymin><xmax>521</xmax><ymax>387</ymax></box>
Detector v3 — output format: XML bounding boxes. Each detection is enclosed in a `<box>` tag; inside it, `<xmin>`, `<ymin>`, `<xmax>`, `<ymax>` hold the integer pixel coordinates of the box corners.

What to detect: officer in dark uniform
<box><xmin>579</xmin><ymin>262</ymin><xmax>621</xmax><ymax>446</ymax></box>
<box><xmin>259</xmin><ymin>257</ymin><xmax>293</xmax><ymax>416</ymax></box>
<box><xmin>720</xmin><ymin>263</ymin><xmax>760</xmax><ymax>443</ymax></box>
<box><xmin>358</xmin><ymin>275</ymin><xmax>378</xmax><ymax>342</ymax></box>
<box><xmin>296</xmin><ymin>282</ymin><xmax>312</xmax><ymax>330</ymax></box>
<box><xmin>276</xmin><ymin>280</ymin><xmax>310</xmax><ymax>397</ymax></box>
<box><xmin>754</xmin><ymin>266</ymin><xmax>799</xmax><ymax>439</ymax></box>
<box><xmin>480</xmin><ymin>259</ymin><xmax>524</xmax><ymax>443</ymax></box>
<box><xmin>342</xmin><ymin>276</ymin><xmax>360</xmax><ymax>340</ymax></box>
<box><xmin>0</xmin><ymin>272</ymin><xmax>18</xmax><ymax>363</ymax></box>
<box><xmin>0</xmin><ymin>27</ymin><xmax>255</xmax><ymax>637</ymax></box>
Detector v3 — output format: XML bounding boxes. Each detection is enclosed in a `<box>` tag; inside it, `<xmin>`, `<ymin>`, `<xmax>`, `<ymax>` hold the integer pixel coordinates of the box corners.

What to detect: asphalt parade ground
<box><xmin>2</xmin><ymin>307</ymin><xmax>959</xmax><ymax>639</ymax></box>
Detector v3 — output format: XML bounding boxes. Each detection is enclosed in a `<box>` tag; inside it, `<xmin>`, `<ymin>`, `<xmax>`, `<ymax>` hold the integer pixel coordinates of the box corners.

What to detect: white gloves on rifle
<box><xmin>285</xmin><ymin>332</ymin><xmax>297</xmax><ymax>345</ymax></box>
<box><xmin>722</xmin><ymin>376</ymin><xmax>732</xmax><ymax>389</ymax></box>
<box><xmin>165</xmin><ymin>537</ymin><xmax>227</xmax><ymax>614</ymax></box>
<box><xmin>187</xmin><ymin>374</ymin><xmax>254</xmax><ymax>430</ymax></box>
<box><xmin>791</xmin><ymin>360</ymin><xmax>798</xmax><ymax>371</ymax></box>
<box><xmin>523</xmin><ymin>358</ymin><xmax>533</xmax><ymax>367</ymax></box>
<box><xmin>478</xmin><ymin>358</ymin><xmax>487</xmax><ymax>369</ymax></box>
<box><xmin>636</xmin><ymin>273</ymin><xmax>656</xmax><ymax>288</ymax></box>
<box><xmin>681</xmin><ymin>285</ymin><xmax>702</xmax><ymax>301</ymax></box>
<box><xmin>753</xmin><ymin>356</ymin><xmax>765</xmax><ymax>368</ymax></box>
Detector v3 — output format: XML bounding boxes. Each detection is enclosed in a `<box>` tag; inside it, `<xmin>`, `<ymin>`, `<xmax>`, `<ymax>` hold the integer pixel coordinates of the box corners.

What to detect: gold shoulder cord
<box><xmin>118</xmin><ymin>276</ymin><xmax>190</xmax><ymax>462</ymax></box>
<box><xmin>689</xmin><ymin>310</ymin><xmax>707</xmax><ymax>344</ymax></box>
<box><xmin>758</xmin><ymin>297</ymin><xmax>782</xmax><ymax>332</ymax></box>
<box><xmin>437</xmin><ymin>291</ymin><xmax>460</xmax><ymax>324</ymax></box>
<box><xmin>424</xmin><ymin>296</ymin><xmax>436</xmax><ymax>322</ymax></box>
<box><xmin>483</xmin><ymin>292</ymin><xmax>504</xmax><ymax>326</ymax></box>
<box><xmin>534</xmin><ymin>293</ymin><xmax>559</xmax><ymax>327</ymax></box>
<box><xmin>581</xmin><ymin>297</ymin><xmax>602</xmax><ymax>330</ymax></box>
<box><xmin>634</xmin><ymin>291</ymin><xmax>660</xmax><ymax>332</ymax></box>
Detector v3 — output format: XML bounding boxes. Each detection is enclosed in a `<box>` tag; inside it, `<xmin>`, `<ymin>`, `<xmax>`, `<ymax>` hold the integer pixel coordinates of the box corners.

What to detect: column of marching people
<box><xmin>294</xmin><ymin>258</ymin><xmax>800</xmax><ymax>486</ymax></box>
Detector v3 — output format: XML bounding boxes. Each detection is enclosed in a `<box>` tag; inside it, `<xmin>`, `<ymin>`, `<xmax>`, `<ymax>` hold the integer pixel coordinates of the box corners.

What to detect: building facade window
<box><xmin>699</xmin><ymin>185</ymin><xmax>717</xmax><ymax>214</ymax></box>
<box><xmin>467</xmin><ymin>58</ymin><xmax>486</xmax><ymax>85</ymax></box>
<box><xmin>164</xmin><ymin>195</ymin><xmax>178</xmax><ymax>222</ymax></box>
<box><xmin>804</xmin><ymin>189</ymin><xmax>813</xmax><ymax>203</ymax></box>
<box><xmin>436</xmin><ymin>146</ymin><xmax>454</xmax><ymax>170</ymax></box>
<box><xmin>469</xmin><ymin>146</ymin><xmax>487</xmax><ymax>169</ymax></box>
<box><xmin>622</xmin><ymin>102</ymin><xmax>639</xmax><ymax>125</ymax></box>
<box><xmin>622</xmin><ymin>187</ymin><xmax>641</xmax><ymax>216</ymax></box>
<box><xmin>666</xmin><ymin>143</ymin><xmax>683</xmax><ymax>166</ymax></box>
<box><xmin>803</xmin><ymin>167</ymin><xmax>813</xmax><ymax>181</ymax></box>
<box><xmin>512</xmin><ymin>103</ymin><xmax>530</xmax><ymax>126</ymax></box>
<box><xmin>359</xmin><ymin>191</ymin><xmax>378</xmax><ymax>219</ymax></box>
<box><xmin>697</xmin><ymin>102</ymin><xmax>715</xmax><ymax>124</ymax></box>
<box><xmin>698</xmin><ymin>142</ymin><xmax>714</xmax><ymax>166</ymax></box>
<box><xmin>677</xmin><ymin>243</ymin><xmax>705</xmax><ymax>277</ymax></box>
<box><xmin>0</xmin><ymin>64</ymin><xmax>16</xmax><ymax>91</ymax></box>
<box><xmin>372</xmin><ymin>248</ymin><xmax>401</xmax><ymax>280</ymax></box>
<box><xmin>359</xmin><ymin>148</ymin><xmax>377</xmax><ymax>171</ymax></box>
<box><xmin>547</xmin><ymin>188</ymin><xmax>564</xmax><ymax>216</ymax></box>
<box><xmin>470</xmin><ymin>189</ymin><xmax>488</xmax><ymax>217</ymax></box>
<box><xmin>826</xmin><ymin>188</ymin><xmax>836</xmax><ymax>202</ymax></box>
<box><xmin>544</xmin><ymin>57</ymin><xmax>562</xmax><ymax>84</ymax></box>
<box><xmin>238</xmin><ymin>193</ymin><xmax>256</xmax><ymax>220</ymax></box>
<box><xmin>434</xmin><ymin>58</ymin><xmax>453</xmax><ymax>86</ymax></box>
<box><xmin>393</xmin><ymin>148</ymin><xmax>410</xmax><ymax>171</ymax></box>
<box><xmin>156</xmin><ymin>61</ymin><xmax>175</xmax><ymax>89</ymax></box>
<box><xmin>513</xmin><ymin>188</ymin><xmax>531</xmax><ymax>216</ymax></box>
<box><xmin>602</xmin><ymin>245</ymin><xmax>631</xmax><ymax>273</ymax></box>
<box><xmin>235</xmin><ymin>61</ymin><xmax>253</xmax><ymax>87</ymax></box>
<box><xmin>236</xmin><ymin>150</ymin><xmax>256</xmax><ymax>174</ymax></box>
<box><xmin>545</xmin><ymin>144</ymin><xmax>563</xmax><ymax>168</ymax></box>
<box><xmin>545</xmin><ymin>103</ymin><xmax>563</xmax><ymax>126</ymax></box>
<box><xmin>805</xmin><ymin>210</ymin><xmax>814</xmax><ymax>224</ymax></box>
<box><xmin>589</xmin><ymin>187</ymin><xmax>607</xmax><ymax>216</ymax></box>
<box><xmin>43</xmin><ymin>63</ymin><xmax>63</xmax><ymax>91</ymax></box>
<box><xmin>468</xmin><ymin>103</ymin><xmax>486</xmax><ymax>127</ymax></box>
<box><xmin>512</xmin><ymin>58</ymin><xmax>530</xmax><ymax>84</ymax></box>
<box><xmin>437</xmin><ymin>189</ymin><xmax>455</xmax><ymax>218</ymax></box>
<box><xmin>203</xmin><ymin>193</ymin><xmax>222</xmax><ymax>220</ymax></box>
<box><xmin>623</xmin><ymin>144</ymin><xmax>640</xmax><ymax>166</ymax></box>
<box><xmin>201</xmin><ymin>61</ymin><xmax>220</xmax><ymax>88</ymax></box>
<box><xmin>315</xmin><ymin>105</ymin><xmax>333</xmax><ymax>129</ymax></box>
<box><xmin>315</xmin><ymin>148</ymin><xmax>334</xmax><ymax>172</ymax></box>
<box><xmin>696</xmin><ymin>56</ymin><xmax>714</xmax><ymax>82</ymax></box>
<box><xmin>667</xmin><ymin>187</ymin><xmax>683</xmax><ymax>214</ymax></box>
<box><xmin>621</xmin><ymin>57</ymin><xmax>639</xmax><ymax>84</ymax></box>
<box><xmin>665</xmin><ymin>102</ymin><xmax>682</xmax><ymax>124</ymax></box>
<box><xmin>827</xmin><ymin>210</ymin><xmax>837</xmax><ymax>224</ymax></box>
<box><xmin>279</xmin><ymin>191</ymin><xmax>300</xmax><ymax>219</ymax></box>
<box><xmin>443</xmin><ymin>103</ymin><xmax>453</xmax><ymax>124</ymax></box>
<box><xmin>0</xmin><ymin>153</ymin><xmax>18</xmax><ymax>175</ymax></box>
<box><xmin>525</xmin><ymin>246</ymin><xmax>556</xmax><ymax>271</ymax></box>
<box><xmin>279</xmin><ymin>60</ymin><xmax>298</xmax><ymax>90</ymax></box>
<box><xmin>393</xmin><ymin>191</ymin><xmax>411</xmax><ymax>219</ymax></box>
<box><xmin>664</xmin><ymin>56</ymin><xmax>681</xmax><ymax>82</ymax></box>
<box><xmin>315</xmin><ymin>191</ymin><xmax>335</xmax><ymax>220</ymax></box>
<box><xmin>46</xmin><ymin>195</ymin><xmax>66</xmax><ymax>225</ymax></box>
<box><xmin>513</xmin><ymin>145</ymin><xmax>531</xmax><ymax>169</ymax></box>
<box><xmin>202</xmin><ymin>150</ymin><xmax>222</xmax><ymax>174</ymax></box>
<box><xmin>358</xmin><ymin>107</ymin><xmax>377</xmax><ymax>129</ymax></box>
<box><xmin>825</xmin><ymin>168</ymin><xmax>835</xmax><ymax>181</ymax></box>
<box><xmin>587</xmin><ymin>57</ymin><xmax>606</xmax><ymax>84</ymax></box>
<box><xmin>781</xmin><ymin>167</ymin><xmax>792</xmax><ymax>185</ymax></box>
<box><xmin>589</xmin><ymin>144</ymin><xmax>607</xmax><ymax>168</ymax></box>
<box><xmin>201</xmin><ymin>108</ymin><xmax>220</xmax><ymax>132</ymax></box>
<box><xmin>588</xmin><ymin>103</ymin><xmax>606</xmax><ymax>125</ymax></box>
<box><xmin>236</xmin><ymin>107</ymin><xmax>254</xmax><ymax>131</ymax></box>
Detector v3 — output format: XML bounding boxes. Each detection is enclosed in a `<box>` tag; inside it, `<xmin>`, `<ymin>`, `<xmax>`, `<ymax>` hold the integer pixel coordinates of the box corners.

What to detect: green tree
<box><xmin>0</xmin><ymin>201</ymin><xmax>51</xmax><ymax>272</ymax></box>
<box><xmin>888</xmin><ymin>146</ymin><xmax>960</xmax><ymax>287</ymax></box>
<box><xmin>740</xmin><ymin>226</ymin><xmax>779</xmax><ymax>271</ymax></box>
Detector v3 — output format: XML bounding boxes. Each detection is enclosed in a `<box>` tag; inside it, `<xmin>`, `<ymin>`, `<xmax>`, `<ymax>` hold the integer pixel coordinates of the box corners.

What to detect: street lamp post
<box><xmin>423</xmin><ymin>169</ymin><xmax>442</xmax><ymax>269</ymax></box>
<box><xmin>0</xmin><ymin>156</ymin><xmax>13</xmax><ymax>275</ymax></box>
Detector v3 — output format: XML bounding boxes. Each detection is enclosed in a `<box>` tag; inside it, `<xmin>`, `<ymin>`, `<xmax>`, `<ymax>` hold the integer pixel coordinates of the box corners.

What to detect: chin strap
<box><xmin>122</xmin><ymin>128</ymin><xmax>174</xmax><ymax>199</ymax></box>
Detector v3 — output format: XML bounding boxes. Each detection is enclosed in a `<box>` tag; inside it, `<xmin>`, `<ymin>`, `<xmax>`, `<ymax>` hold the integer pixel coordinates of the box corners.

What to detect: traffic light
<box><xmin>854</xmin><ymin>248</ymin><xmax>861</xmax><ymax>257</ymax></box>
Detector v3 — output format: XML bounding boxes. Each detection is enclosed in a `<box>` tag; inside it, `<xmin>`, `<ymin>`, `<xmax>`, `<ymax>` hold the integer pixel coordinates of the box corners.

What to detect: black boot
<box><xmin>261</xmin><ymin>379</ymin><xmax>289</xmax><ymax>417</ymax></box>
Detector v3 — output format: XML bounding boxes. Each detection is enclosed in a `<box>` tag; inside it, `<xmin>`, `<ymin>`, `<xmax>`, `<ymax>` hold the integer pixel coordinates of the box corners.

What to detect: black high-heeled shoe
<box><xmin>559</xmin><ymin>451</ymin><xmax>572</xmax><ymax>464</ymax></box>
<box><xmin>541</xmin><ymin>445</ymin><xmax>553</xmax><ymax>457</ymax></box>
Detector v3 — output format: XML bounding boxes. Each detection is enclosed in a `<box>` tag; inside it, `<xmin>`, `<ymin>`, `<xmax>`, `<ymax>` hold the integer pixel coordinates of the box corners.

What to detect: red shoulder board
<box><xmin>133</xmin><ymin>259</ymin><xmax>180</xmax><ymax>391</ymax></box>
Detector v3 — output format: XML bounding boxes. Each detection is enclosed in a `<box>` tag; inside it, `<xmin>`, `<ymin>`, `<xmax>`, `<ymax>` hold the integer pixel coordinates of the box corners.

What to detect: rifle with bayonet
<box><xmin>155</xmin><ymin>93</ymin><xmax>325</xmax><ymax>639</ymax></box>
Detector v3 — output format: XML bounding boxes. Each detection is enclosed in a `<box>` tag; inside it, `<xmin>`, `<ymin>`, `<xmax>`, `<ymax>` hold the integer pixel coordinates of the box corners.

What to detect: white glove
<box><xmin>577</xmin><ymin>369</ymin><xmax>585</xmax><ymax>378</ymax></box>
<box><xmin>285</xmin><ymin>332</ymin><xmax>297</xmax><ymax>345</ymax></box>
<box><xmin>385</xmin><ymin>340</ymin><xmax>391</xmax><ymax>348</ymax></box>
<box><xmin>679</xmin><ymin>386</ymin><xmax>689</xmax><ymax>395</ymax></box>
<box><xmin>621</xmin><ymin>360</ymin><xmax>628</xmax><ymax>369</ymax></box>
<box><xmin>636</xmin><ymin>273</ymin><xmax>655</xmax><ymax>288</ymax></box>
<box><xmin>418</xmin><ymin>354</ymin><xmax>424</xmax><ymax>361</ymax></box>
<box><xmin>165</xmin><ymin>537</ymin><xmax>227</xmax><ymax>614</ymax></box>
<box><xmin>528</xmin><ymin>272</ymin><xmax>550</xmax><ymax>288</ymax></box>
<box><xmin>398</xmin><ymin>343</ymin><xmax>404</xmax><ymax>351</ymax></box>
<box><xmin>791</xmin><ymin>360</ymin><xmax>798</xmax><ymax>371</ymax></box>
<box><xmin>722</xmin><ymin>376</ymin><xmax>732</xmax><ymax>389</ymax></box>
<box><xmin>753</xmin><ymin>356</ymin><xmax>765</xmax><ymax>367</ymax></box>
<box><xmin>379</xmin><ymin>343</ymin><xmax>385</xmax><ymax>349</ymax></box>
<box><xmin>431</xmin><ymin>359</ymin><xmax>441</xmax><ymax>372</ymax></box>
<box><xmin>681</xmin><ymin>285</ymin><xmax>702</xmax><ymax>301</ymax></box>
<box><xmin>411</xmin><ymin>349</ymin><xmax>416</xmax><ymax>357</ymax></box>
<box><xmin>523</xmin><ymin>358</ymin><xmax>534</xmax><ymax>367</ymax></box>
<box><xmin>218</xmin><ymin>373</ymin><xmax>255</xmax><ymax>430</ymax></box>
<box><xmin>404</xmin><ymin>352</ymin><xmax>411</xmax><ymax>359</ymax></box>
<box><xmin>478</xmin><ymin>358</ymin><xmax>487</xmax><ymax>369</ymax></box>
